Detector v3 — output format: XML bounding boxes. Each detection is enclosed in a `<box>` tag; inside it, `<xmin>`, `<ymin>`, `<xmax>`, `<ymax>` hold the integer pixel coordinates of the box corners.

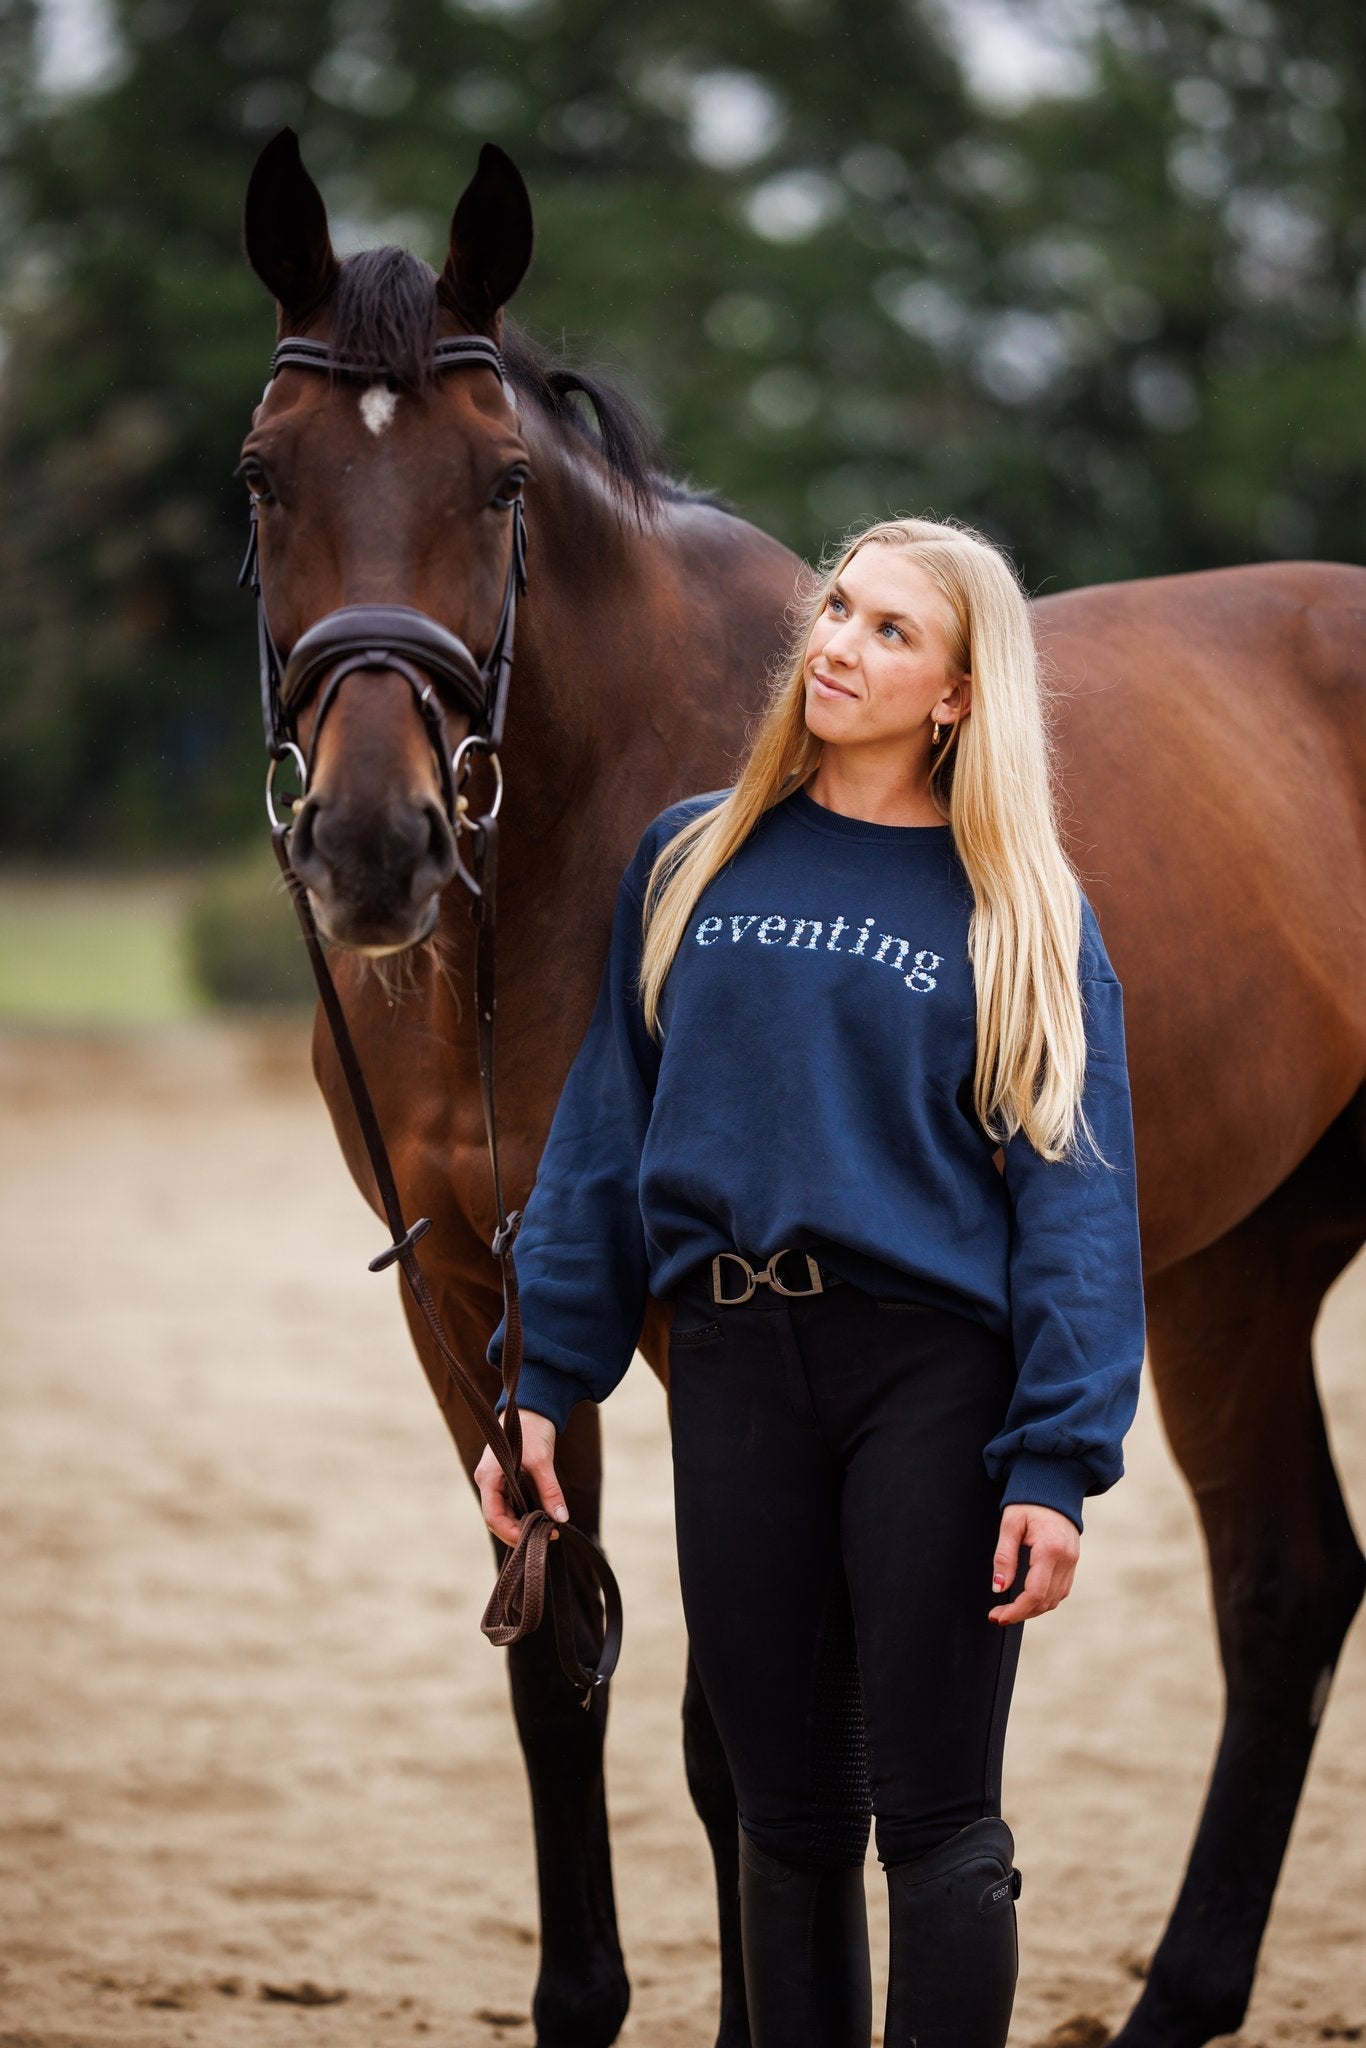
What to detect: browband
<box><xmin>269</xmin><ymin>334</ymin><xmax>516</xmax><ymax>409</ymax></box>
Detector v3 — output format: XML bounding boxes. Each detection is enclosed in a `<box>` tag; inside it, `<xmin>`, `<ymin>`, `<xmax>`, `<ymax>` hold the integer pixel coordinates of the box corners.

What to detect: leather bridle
<box><xmin>241</xmin><ymin>333</ymin><xmax>526</xmax><ymax>877</ymax></box>
<box><xmin>240</xmin><ymin>331</ymin><xmax>621</xmax><ymax>1699</ymax></box>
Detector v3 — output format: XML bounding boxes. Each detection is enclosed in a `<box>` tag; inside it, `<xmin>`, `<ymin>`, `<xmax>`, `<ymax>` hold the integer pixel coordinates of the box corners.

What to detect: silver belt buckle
<box><xmin>710</xmin><ymin>1249</ymin><xmax>825</xmax><ymax>1305</ymax></box>
<box><xmin>765</xmin><ymin>1250</ymin><xmax>824</xmax><ymax>1297</ymax></box>
<box><xmin>712</xmin><ymin>1251</ymin><xmax>758</xmax><ymax>1304</ymax></box>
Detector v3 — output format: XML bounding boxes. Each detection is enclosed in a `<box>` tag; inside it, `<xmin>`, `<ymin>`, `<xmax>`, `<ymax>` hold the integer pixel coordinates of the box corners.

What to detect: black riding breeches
<box><xmin>667</xmin><ymin>1275</ymin><xmax>1027</xmax><ymax>1872</ymax></box>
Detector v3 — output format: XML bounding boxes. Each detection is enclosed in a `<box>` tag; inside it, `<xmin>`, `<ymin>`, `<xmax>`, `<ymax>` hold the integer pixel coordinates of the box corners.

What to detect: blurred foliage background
<box><xmin>1</xmin><ymin>0</ymin><xmax>1364</xmax><ymax>865</ymax></box>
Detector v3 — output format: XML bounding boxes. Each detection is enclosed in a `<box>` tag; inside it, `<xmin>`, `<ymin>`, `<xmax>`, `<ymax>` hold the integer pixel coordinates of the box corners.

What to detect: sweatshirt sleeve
<box><xmin>487</xmin><ymin>868</ymin><xmax>660</xmax><ymax>1431</ymax></box>
<box><xmin>983</xmin><ymin>909</ymin><xmax>1146</xmax><ymax>1532</ymax></box>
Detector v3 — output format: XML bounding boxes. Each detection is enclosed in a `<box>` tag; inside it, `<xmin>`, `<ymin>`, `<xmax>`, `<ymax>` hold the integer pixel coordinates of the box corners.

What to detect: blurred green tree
<box><xmin>1</xmin><ymin>0</ymin><xmax>1362</xmax><ymax>854</ymax></box>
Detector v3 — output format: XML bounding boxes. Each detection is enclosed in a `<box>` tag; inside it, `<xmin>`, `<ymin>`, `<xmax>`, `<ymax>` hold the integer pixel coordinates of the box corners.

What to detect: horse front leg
<box><xmin>1114</xmin><ymin>1105</ymin><xmax>1366</xmax><ymax>2048</ymax></box>
<box><xmin>506</xmin><ymin>1396</ymin><xmax>629</xmax><ymax>2048</ymax></box>
<box><xmin>398</xmin><ymin>1291</ymin><xmax>629</xmax><ymax>2048</ymax></box>
<box><xmin>683</xmin><ymin>1650</ymin><xmax>750</xmax><ymax>2048</ymax></box>
<box><xmin>639</xmin><ymin>1302</ymin><xmax>751</xmax><ymax>2048</ymax></box>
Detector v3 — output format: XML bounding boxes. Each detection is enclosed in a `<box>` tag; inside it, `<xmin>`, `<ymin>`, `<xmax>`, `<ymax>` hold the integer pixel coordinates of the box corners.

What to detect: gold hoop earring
<box><xmin>931</xmin><ymin>721</ymin><xmax>942</xmax><ymax>747</ymax></box>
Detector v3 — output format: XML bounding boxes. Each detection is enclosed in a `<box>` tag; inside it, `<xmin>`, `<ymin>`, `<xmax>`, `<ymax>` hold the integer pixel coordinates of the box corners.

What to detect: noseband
<box><xmin>239</xmin><ymin>330</ymin><xmax>621</xmax><ymax>1700</ymax></box>
<box><xmin>238</xmin><ymin>332</ymin><xmax>528</xmax><ymax>866</ymax></box>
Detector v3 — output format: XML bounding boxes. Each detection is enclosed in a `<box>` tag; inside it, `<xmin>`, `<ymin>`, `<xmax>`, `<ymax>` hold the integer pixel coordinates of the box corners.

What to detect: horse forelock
<box><xmin>331</xmin><ymin>248</ymin><xmax>440</xmax><ymax>395</ymax></box>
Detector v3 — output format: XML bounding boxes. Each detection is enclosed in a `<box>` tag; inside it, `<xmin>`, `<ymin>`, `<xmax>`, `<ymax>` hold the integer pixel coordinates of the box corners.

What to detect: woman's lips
<box><xmin>811</xmin><ymin>669</ymin><xmax>857</xmax><ymax>700</ymax></box>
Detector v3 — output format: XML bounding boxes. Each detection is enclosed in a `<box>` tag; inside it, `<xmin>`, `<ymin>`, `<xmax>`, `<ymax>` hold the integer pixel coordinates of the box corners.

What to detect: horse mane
<box><xmin>330</xmin><ymin>246</ymin><xmax>687</xmax><ymax>517</ymax></box>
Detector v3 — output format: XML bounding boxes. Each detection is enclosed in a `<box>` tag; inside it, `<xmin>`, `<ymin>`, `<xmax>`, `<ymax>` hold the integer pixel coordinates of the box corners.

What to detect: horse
<box><xmin>240</xmin><ymin>130</ymin><xmax>1365</xmax><ymax>2048</ymax></box>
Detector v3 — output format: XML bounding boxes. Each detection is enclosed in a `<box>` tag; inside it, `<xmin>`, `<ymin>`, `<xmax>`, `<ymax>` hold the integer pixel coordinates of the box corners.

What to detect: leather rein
<box><xmin>239</xmin><ymin>331</ymin><xmax>622</xmax><ymax>1699</ymax></box>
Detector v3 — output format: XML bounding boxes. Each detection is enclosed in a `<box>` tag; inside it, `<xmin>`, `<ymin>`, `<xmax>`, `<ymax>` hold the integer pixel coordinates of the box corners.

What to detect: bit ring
<box><xmin>265</xmin><ymin>742</ymin><xmax>308</xmax><ymax>830</ymax></box>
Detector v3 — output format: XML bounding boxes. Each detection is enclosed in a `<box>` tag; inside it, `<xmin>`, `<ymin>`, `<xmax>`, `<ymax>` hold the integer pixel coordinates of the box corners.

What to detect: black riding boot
<box><xmin>883</xmin><ymin>1816</ymin><xmax>1021</xmax><ymax>2048</ymax></box>
<box><xmin>738</xmin><ymin>1830</ymin><xmax>872</xmax><ymax>2048</ymax></box>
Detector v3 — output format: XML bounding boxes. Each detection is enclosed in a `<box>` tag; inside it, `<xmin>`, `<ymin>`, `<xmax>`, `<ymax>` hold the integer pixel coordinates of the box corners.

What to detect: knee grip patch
<box><xmin>806</xmin><ymin>1572</ymin><xmax>872</xmax><ymax>1868</ymax></box>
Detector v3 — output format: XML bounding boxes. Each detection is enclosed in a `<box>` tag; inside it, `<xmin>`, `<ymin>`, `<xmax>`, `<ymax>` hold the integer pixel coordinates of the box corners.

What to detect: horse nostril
<box><xmin>420</xmin><ymin>800</ymin><xmax>457</xmax><ymax>887</ymax></box>
<box><xmin>287</xmin><ymin>796</ymin><xmax>350</xmax><ymax>898</ymax></box>
<box><xmin>288</xmin><ymin>796</ymin><xmax>319</xmax><ymax>876</ymax></box>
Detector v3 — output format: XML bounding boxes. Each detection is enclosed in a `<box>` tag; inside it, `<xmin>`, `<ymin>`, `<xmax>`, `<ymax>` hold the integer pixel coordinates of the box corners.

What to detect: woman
<box><xmin>476</xmin><ymin>515</ymin><xmax>1146</xmax><ymax>2048</ymax></box>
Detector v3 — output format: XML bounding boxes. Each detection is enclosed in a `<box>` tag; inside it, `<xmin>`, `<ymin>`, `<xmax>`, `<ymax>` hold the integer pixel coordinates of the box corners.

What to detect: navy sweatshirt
<box><xmin>490</xmin><ymin>786</ymin><xmax>1146</xmax><ymax>1530</ymax></box>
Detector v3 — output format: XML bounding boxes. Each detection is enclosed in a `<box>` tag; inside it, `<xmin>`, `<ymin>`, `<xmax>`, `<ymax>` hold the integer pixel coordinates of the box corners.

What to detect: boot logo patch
<box><xmin>978</xmin><ymin>1868</ymin><xmax>1024</xmax><ymax>1911</ymax></box>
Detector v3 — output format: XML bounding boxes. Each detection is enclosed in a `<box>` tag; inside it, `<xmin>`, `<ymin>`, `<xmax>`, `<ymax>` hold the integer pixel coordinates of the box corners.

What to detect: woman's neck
<box><xmin>805</xmin><ymin>751</ymin><xmax>944</xmax><ymax>828</ymax></box>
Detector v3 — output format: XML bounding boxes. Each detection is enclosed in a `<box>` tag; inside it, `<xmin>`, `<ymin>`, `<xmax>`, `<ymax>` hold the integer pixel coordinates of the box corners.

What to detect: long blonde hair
<box><xmin>638</xmin><ymin>515</ymin><xmax>1099</xmax><ymax>1164</ymax></box>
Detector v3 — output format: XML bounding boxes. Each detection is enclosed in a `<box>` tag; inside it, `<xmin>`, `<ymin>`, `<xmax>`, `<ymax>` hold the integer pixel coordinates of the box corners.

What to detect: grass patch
<box><xmin>0</xmin><ymin>870</ymin><xmax>205</xmax><ymax>1027</ymax></box>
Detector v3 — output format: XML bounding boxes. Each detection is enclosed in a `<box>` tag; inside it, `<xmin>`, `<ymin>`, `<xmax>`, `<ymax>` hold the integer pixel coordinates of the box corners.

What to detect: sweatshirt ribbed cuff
<box><xmin>999</xmin><ymin>1452</ymin><xmax>1093</xmax><ymax>1533</ymax></box>
<box><xmin>494</xmin><ymin>1362</ymin><xmax>589</xmax><ymax>1435</ymax></box>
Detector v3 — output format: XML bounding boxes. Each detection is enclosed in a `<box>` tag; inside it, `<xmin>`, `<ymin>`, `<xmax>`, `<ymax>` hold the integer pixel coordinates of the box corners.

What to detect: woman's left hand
<box><xmin>987</xmin><ymin>1503</ymin><xmax>1080</xmax><ymax>1624</ymax></box>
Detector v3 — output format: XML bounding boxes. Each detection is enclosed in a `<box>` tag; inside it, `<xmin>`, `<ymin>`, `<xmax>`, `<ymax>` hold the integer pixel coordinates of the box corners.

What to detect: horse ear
<box><xmin>244</xmin><ymin>128</ymin><xmax>339</xmax><ymax>316</ymax></box>
<box><xmin>439</xmin><ymin>144</ymin><xmax>534</xmax><ymax>332</ymax></box>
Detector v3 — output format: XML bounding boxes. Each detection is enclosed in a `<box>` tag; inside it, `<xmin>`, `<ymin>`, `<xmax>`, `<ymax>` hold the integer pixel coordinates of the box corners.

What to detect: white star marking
<box><xmin>360</xmin><ymin>384</ymin><xmax>398</xmax><ymax>436</ymax></box>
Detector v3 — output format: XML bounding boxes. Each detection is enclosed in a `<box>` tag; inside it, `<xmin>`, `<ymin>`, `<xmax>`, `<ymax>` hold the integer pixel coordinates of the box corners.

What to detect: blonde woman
<box><xmin>477</xmin><ymin>516</ymin><xmax>1145</xmax><ymax>2048</ymax></box>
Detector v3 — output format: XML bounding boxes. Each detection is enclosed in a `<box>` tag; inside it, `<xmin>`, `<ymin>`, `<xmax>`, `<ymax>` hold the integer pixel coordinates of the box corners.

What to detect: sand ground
<box><xmin>1</xmin><ymin>1026</ymin><xmax>1362</xmax><ymax>2048</ymax></box>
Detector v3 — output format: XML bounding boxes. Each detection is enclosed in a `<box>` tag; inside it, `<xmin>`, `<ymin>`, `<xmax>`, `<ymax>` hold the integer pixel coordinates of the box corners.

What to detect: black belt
<box><xmin>708</xmin><ymin>1248</ymin><xmax>848</xmax><ymax>1307</ymax></box>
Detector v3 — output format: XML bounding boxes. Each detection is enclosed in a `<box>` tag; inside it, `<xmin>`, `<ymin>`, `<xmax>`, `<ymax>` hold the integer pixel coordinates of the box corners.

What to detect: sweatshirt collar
<box><xmin>781</xmin><ymin>786</ymin><xmax>953</xmax><ymax>844</ymax></box>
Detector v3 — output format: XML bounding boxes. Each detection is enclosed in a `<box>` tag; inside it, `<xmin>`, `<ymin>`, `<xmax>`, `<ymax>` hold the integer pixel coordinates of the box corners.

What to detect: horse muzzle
<box><xmin>269</xmin><ymin>604</ymin><xmax>496</xmax><ymax>952</ymax></box>
<box><xmin>287</xmin><ymin>775</ymin><xmax>457</xmax><ymax>954</ymax></box>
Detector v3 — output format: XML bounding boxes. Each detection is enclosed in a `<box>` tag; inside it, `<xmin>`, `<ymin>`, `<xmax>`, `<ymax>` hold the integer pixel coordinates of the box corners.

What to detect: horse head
<box><xmin>241</xmin><ymin>129</ymin><xmax>533</xmax><ymax>953</ymax></box>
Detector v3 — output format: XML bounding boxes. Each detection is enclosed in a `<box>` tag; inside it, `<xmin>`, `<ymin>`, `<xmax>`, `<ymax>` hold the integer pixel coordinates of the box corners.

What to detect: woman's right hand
<box><xmin>474</xmin><ymin>1409</ymin><xmax>569</xmax><ymax>1547</ymax></box>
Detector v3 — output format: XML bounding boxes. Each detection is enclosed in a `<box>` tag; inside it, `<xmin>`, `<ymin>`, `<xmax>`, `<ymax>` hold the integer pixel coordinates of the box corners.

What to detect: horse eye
<box><xmin>490</xmin><ymin>465</ymin><xmax>528</xmax><ymax>510</ymax></box>
<box><xmin>235</xmin><ymin>459</ymin><xmax>274</xmax><ymax>505</ymax></box>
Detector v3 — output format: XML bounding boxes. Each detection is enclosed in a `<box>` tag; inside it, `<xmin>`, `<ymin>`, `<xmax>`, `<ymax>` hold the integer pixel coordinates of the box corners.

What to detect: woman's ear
<box><xmin>935</xmin><ymin>674</ymin><xmax>972</xmax><ymax>724</ymax></box>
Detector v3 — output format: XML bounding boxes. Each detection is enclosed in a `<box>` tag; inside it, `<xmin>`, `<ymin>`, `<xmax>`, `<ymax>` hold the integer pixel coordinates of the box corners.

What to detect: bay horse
<box><xmin>240</xmin><ymin>130</ymin><xmax>1365</xmax><ymax>2048</ymax></box>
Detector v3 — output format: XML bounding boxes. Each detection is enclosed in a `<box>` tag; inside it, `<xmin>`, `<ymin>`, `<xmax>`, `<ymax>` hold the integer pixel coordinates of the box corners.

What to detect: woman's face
<box><xmin>803</xmin><ymin>547</ymin><xmax>971</xmax><ymax>755</ymax></box>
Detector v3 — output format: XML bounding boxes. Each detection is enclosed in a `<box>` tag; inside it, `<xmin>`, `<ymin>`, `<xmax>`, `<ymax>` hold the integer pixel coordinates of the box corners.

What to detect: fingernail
<box><xmin>553</xmin><ymin>1507</ymin><xmax>569</xmax><ymax>1523</ymax></box>
<box><xmin>992</xmin><ymin>1575</ymin><xmax>1005</xmax><ymax>1591</ymax></box>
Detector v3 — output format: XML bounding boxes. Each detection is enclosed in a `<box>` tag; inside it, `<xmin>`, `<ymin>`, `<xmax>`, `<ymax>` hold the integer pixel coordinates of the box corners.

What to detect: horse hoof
<box><xmin>532</xmin><ymin>1971</ymin><xmax>630</xmax><ymax>2048</ymax></box>
<box><xmin>1038</xmin><ymin>2019</ymin><xmax>1112</xmax><ymax>2048</ymax></box>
